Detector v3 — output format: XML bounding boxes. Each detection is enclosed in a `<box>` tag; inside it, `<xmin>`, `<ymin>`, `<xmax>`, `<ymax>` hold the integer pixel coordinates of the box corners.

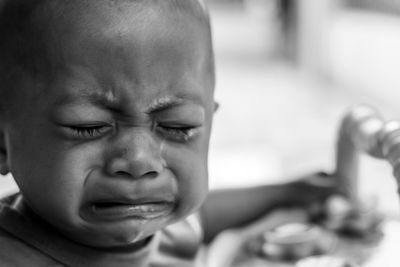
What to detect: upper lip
<box><xmin>91</xmin><ymin>198</ymin><xmax>175</xmax><ymax>206</ymax></box>
<box><xmin>84</xmin><ymin>180</ymin><xmax>177</xmax><ymax>206</ymax></box>
<box><xmin>83</xmin><ymin>174</ymin><xmax>177</xmax><ymax>206</ymax></box>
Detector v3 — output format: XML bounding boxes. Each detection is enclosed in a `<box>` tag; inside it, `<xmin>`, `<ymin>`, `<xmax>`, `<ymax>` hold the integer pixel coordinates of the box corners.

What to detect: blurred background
<box><xmin>205</xmin><ymin>0</ymin><xmax>400</xmax><ymax>215</ymax></box>
<box><xmin>1</xmin><ymin>0</ymin><xmax>400</xmax><ymax>215</ymax></box>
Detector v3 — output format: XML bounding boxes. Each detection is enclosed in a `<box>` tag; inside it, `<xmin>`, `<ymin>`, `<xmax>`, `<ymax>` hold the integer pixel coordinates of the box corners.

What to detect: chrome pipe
<box><xmin>334</xmin><ymin>105</ymin><xmax>400</xmax><ymax>205</ymax></box>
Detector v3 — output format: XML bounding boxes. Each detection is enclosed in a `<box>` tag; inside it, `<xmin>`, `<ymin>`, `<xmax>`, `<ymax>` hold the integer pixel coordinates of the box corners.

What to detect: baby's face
<box><xmin>5</xmin><ymin>1</ymin><xmax>214</xmax><ymax>248</ymax></box>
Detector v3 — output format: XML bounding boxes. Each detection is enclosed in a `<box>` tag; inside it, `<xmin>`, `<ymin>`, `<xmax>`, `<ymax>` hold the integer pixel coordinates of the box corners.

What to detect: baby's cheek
<box><xmin>45</xmin><ymin>145</ymin><xmax>104</xmax><ymax>203</ymax></box>
<box><xmin>162</xmin><ymin>145</ymin><xmax>208</xmax><ymax>214</ymax></box>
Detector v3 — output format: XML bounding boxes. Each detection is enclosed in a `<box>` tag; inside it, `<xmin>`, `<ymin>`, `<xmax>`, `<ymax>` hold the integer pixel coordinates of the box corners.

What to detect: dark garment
<box><xmin>0</xmin><ymin>193</ymin><xmax>202</xmax><ymax>267</ymax></box>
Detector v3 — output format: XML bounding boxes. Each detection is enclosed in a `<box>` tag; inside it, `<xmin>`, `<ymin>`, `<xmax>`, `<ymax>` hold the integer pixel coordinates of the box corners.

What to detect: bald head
<box><xmin>0</xmin><ymin>0</ymin><xmax>213</xmax><ymax>118</ymax></box>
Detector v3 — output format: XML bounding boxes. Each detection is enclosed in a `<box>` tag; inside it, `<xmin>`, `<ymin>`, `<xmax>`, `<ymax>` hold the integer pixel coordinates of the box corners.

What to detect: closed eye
<box><xmin>156</xmin><ymin>124</ymin><xmax>200</xmax><ymax>142</ymax></box>
<box><xmin>62</xmin><ymin>124</ymin><xmax>113</xmax><ymax>139</ymax></box>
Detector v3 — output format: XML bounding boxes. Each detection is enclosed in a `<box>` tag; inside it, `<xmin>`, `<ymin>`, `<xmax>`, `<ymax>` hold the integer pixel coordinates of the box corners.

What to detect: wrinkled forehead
<box><xmin>0</xmin><ymin>0</ymin><xmax>215</xmax><ymax>119</ymax></box>
<box><xmin>35</xmin><ymin>0</ymin><xmax>214</xmax><ymax>83</ymax></box>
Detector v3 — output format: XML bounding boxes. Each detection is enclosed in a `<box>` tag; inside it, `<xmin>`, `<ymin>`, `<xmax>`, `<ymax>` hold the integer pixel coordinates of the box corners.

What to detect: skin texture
<box><xmin>0</xmin><ymin>0</ymin><xmax>215</xmax><ymax>249</ymax></box>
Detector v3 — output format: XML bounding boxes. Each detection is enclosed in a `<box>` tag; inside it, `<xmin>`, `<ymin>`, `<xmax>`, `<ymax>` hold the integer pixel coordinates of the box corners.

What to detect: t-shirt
<box><xmin>0</xmin><ymin>193</ymin><xmax>204</xmax><ymax>267</ymax></box>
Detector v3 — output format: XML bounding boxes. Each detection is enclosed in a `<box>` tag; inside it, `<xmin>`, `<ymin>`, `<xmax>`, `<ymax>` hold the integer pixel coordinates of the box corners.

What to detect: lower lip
<box><xmin>90</xmin><ymin>202</ymin><xmax>174</xmax><ymax>221</ymax></box>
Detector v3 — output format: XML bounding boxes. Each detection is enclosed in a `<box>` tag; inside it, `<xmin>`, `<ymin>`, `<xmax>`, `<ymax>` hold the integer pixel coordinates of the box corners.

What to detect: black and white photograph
<box><xmin>0</xmin><ymin>0</ymin><xmax>400</xmax><ymax>266</ymax></box>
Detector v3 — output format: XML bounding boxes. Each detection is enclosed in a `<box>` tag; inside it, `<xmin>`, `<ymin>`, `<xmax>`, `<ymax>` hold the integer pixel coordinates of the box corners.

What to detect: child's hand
<box><xmin>282</xmin><ymin>172</ymin><xmax>338</xmax><ymax>209</ymax></box>
<box><xmin>202</xmin><ymin>172</ymin><xmax>338</xmax><ymax>242</ymax></box>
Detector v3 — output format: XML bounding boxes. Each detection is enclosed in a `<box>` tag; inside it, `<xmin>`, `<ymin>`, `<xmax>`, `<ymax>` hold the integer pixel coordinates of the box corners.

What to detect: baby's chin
<box><xmin>58</xmin><ymin>214</ymin><xmax>173</xmax><ymax>249</ymax></box>
<box><xmin>100</xmin><ymin>227</ymin><xmax>153</xmax><ymax>249</ymax></box>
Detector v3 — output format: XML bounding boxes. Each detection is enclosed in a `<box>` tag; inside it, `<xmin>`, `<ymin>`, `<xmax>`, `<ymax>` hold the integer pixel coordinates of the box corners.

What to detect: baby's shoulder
<box><xmin>0</xmin><ymin>228</ymin><xmax>64</xmax><ymax>267</ymax></box>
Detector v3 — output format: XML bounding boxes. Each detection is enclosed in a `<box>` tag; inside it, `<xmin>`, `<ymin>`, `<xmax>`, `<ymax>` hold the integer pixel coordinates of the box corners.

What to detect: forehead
<box><xmin>36</xmin><ymin>0</ymin><xmax>211</xmax><ymax>64</ymax></box>
<box><xmin>27</xmin><ymin>0</ymin><xmax>214</xmax><ymax>109</ymax></box>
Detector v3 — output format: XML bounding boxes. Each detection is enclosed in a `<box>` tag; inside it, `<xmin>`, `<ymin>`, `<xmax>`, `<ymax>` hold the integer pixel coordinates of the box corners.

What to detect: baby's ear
<box><xmin>0</xmin><ymin>128</ymin><xmax>9</xmax><ymax>175</ymax></box>
<box><xmin>213</xmin><ymin>101</ymin><xmax>219</xmax><ymax>114</ymax></box>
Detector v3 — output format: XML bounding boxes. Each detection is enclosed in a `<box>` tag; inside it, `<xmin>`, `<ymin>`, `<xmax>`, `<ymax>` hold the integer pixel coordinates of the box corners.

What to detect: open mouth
<box><xmin>90</xmin><ymin>201</ymin><xmax>175</xmax><ymax>221</ymax></box>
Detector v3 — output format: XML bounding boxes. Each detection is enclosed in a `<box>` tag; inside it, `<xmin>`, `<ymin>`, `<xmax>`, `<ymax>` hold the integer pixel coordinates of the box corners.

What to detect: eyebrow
<box><xmin>145</xmin><ymin>96</ymin><xmax>185</xmax><ymax>114</ymax></box>
<box><xmin>56</xmin><ymin>91</ymin><xmax>199</xmax><ymax>115</ymax></box>
<box><xmin>55</xmin><ymin>91</ymin><xmax>121</xmax><ymax>110</ymax></box>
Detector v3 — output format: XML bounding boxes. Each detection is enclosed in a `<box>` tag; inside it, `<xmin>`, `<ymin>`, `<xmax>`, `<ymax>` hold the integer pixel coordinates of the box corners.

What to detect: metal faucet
<box><xmin>334</xmin><ymin>104</ymin><xmax>400</xmax><ymax>206</ymax></box>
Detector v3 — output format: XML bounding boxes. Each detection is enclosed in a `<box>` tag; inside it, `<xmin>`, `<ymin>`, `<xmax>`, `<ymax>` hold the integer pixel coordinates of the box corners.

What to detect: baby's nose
<box><xmin>106</xmin><ymin>130</ymin><xmax>164</xmax><ymax>179</ymax></box>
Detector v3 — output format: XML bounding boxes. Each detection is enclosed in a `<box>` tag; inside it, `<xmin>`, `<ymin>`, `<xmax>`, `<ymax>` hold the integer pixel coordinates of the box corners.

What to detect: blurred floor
<box><xmin>207</xmin><ymin>4</ymin><xmax>400</xmax><ymax>214</ymax></box>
